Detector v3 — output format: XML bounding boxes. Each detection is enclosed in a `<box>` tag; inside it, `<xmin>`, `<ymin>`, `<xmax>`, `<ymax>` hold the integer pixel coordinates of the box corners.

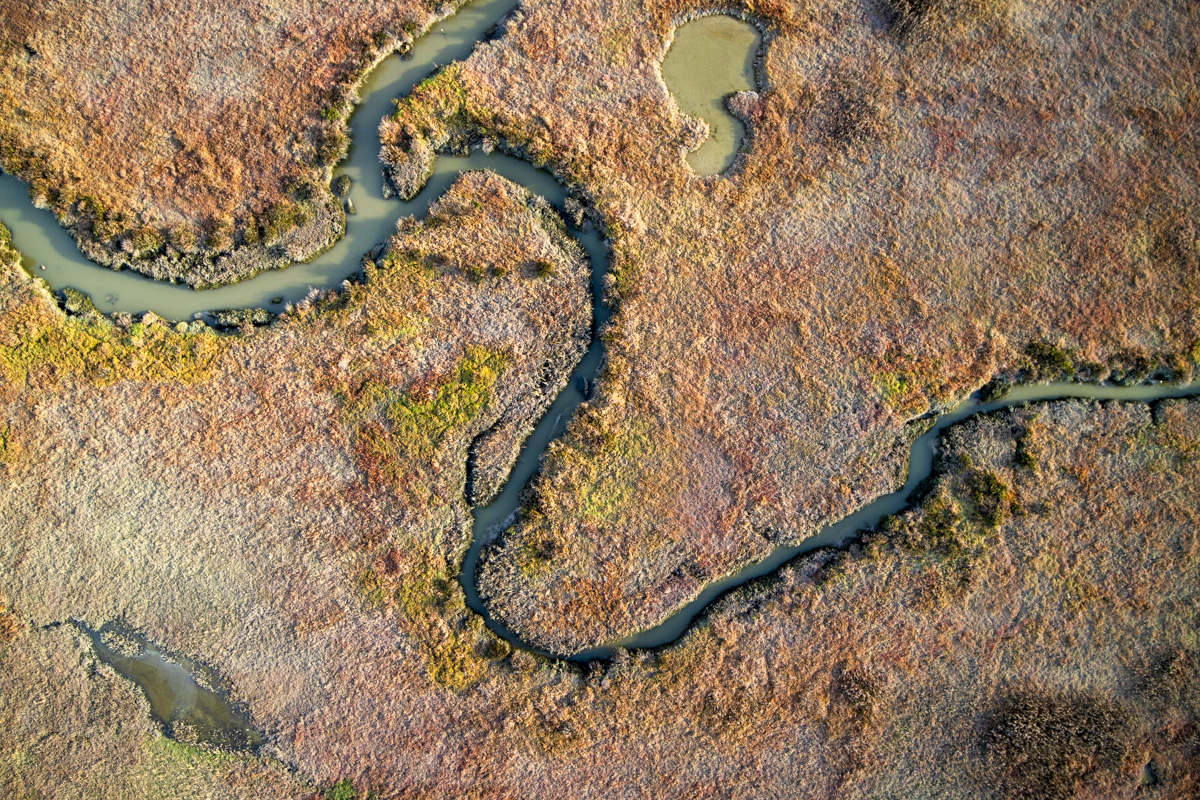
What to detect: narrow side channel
<box><xmin>459</xmin><ymin>205</ymin><xmax>611</xmax><ymax>660</ymax></box>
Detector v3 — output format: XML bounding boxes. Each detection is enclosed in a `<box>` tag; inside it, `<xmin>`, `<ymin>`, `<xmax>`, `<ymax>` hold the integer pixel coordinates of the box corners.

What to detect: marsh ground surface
<box><xmin>1</xmin><ymin>0</ymin><xmax>1199</xmax><ymax>798</ymax></box>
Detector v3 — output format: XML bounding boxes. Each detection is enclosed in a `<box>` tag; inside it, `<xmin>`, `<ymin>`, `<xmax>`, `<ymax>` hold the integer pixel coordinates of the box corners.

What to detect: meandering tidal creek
<box><xmin>4</xmin><ymin>1</ymin><xmax>1195</xmax><ymax>750</ymax></box>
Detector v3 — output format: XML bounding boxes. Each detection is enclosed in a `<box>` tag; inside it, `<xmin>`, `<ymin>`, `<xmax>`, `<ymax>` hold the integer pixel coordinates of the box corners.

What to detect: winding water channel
<box><xmin>5</xmin><ymin>0</ymin><xmax>1198</xmax><ymax>750</ymax></box>
<box><xmin>0</xmin><ymin>0</ymin><xmax>527</xmax><ymax>318</ymax></box>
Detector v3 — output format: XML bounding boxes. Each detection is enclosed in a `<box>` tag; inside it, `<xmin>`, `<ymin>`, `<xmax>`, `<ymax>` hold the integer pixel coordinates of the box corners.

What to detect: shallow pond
<box><xmin>75</xmin><ymin>621</ymin><xmax>263</xmax><ymax>752</ymax></box>
<box><xmin>661</xmin><ymin>15</ymin><xmax>760</xmax><ymax>175</ymax></box>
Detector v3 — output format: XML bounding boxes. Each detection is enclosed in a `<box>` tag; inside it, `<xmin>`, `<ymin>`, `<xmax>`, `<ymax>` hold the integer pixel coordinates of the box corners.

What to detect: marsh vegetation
<box><xmin>1</xmin><ymin>0</ymin><xmax>1199</xmax><ymax>797</ymax></box>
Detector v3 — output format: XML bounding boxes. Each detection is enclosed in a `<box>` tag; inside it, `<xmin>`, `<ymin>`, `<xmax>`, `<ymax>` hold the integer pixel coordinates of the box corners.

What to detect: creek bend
<box><xmin>562</xmin><ymin>379</ymin><xmax>1200</xmax><ymax>660</ymax></box>
<box><xmin>0</xmin><ymin>0</ymin><xmax>525</xmax><ymax>319</ymax></box>
<box><xmin>1</xmin><ymin>0</ymin><xmax>1196</xmax><ymax>750</ymax></box>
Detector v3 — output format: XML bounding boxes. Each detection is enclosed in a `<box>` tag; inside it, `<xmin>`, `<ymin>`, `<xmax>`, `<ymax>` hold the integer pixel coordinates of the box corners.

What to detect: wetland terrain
<box><xmin>1</xmin><ymin>0</ymin><xmax>1199</xmax><ymax>798</ymax></box>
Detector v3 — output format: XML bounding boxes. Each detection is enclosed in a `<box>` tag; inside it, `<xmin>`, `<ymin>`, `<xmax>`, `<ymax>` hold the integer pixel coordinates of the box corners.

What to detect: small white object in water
<box><xmin>39</xmin><ymin>264</ymin><xmax>45</xmax><ymax>270</ymax></box>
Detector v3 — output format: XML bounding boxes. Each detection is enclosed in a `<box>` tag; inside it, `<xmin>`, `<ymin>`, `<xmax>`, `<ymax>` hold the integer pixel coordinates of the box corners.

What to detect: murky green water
<box><xmin>661</xmin><ymin>15</ymin><xmax>760</xmax><ymax>175</ymax></box>
<box><xmin>75</xmin><ymin>621</ymin><xmax>263</xmax><ymax>752</ymax></box>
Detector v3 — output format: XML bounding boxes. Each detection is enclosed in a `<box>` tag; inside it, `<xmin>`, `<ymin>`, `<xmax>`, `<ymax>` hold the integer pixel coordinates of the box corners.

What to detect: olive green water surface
<box><xmin>661</xmin><ymin>15</ymin><xmax>760</xmax><ymax>175</ymax></box>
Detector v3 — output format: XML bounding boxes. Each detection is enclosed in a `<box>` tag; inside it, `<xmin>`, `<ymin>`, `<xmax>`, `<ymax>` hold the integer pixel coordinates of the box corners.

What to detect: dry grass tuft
<box><xmin>982</xmin><ymin>690</ymin><xmax>1134</xmax><ymax>800</ymax></box>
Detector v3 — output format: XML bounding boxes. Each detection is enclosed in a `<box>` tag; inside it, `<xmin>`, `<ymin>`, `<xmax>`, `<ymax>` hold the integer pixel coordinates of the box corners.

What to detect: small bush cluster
<box><xmin>0</xmin><ymin>594</ymin><xmax>19</xmax><ymax>641</ymax></box>
<box><xmin>883</xmin><ymin>0</ymin><xmax>1008</xmax><ymax>41</ymax></box>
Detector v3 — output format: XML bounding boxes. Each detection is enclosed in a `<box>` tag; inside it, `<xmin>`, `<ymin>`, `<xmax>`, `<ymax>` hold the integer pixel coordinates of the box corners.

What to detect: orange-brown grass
<box><xmin>6</xmin><ymin>395</ymin><xmax>1197</xmax><ymax>798</ymax></box>
<box><xmin>1</xmin><ymin>0</ymin><xmax>1199</xmax><ymax>796</ymax></box>
<box><xmin>0</xmin><ymin>0</ymin><xmax>456</xmax><ymax>285</ymax></box>
<box><xmin>0</xmin><ymin>170</ymin><xmax>589</xmax><ymax>794</ymax></box>
<box><xmin>378</xmin><ymin>0</ymin><xmax>1200</xmax><ymax>652</ymax></box>
<box><xmin>6</xmin><ymin>181</ymin><xmax>1200</xmax><ymax>797</ymax></box>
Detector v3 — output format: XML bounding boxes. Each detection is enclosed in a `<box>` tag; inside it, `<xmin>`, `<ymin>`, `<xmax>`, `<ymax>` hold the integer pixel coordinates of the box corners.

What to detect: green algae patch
<box><xmin>0</xmin><ymin>421</ymin><xmax>17</xmax><ymax>466</ymax></box>
<box><xmin>386</xmin><ymin>347</ymin><xmax>508</xmax><ymax>457</ymax></box>
<box><xmin>405</xmin><ymin>67</ymin><xmax>473</xmax><ymax>123</ymax></box>
<box><xmin>571</xmin><ymin>417</ymin><xmax>658</xmax><ymax>525</ymax></box>
<box><xmin>150</xmin><ymin>736</ymin><xmax>243</xmax><ymax>768</ymax></box>
<box><xmin>357</xmin><ymin>536</ymin><xmax>510</xmax><ymax>692</ymax></box>
<box><xmin>506</xmin><ymin>412</ymin><xmax>663</xmax><ymax>583</ymax></box>
<box><xmin>874</xmin><ymin>370</ymin><xmax>926</xmax><ymax>417</ymax></box>
<box><xmin>0</xmin><ymin>305</ymin><xmax>228</xmax><ymax>393</ymax></box>
<box><xmin>325</xmin><ymin>779</ymin><xmax>378</xmax><ymax>800</ymax></box>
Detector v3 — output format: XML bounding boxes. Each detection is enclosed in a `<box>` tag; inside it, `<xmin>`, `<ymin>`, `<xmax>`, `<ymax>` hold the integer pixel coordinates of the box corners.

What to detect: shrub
<box><xmin>1025</xmin><ymin>340</ymin><xmax>1076</xmax><ymax>379</ymax></box>
<box><xmin>1014</xmin><ymin>431</ymin><xmax>1040</xmax><ymax>471</ymax></box>
<box><xmin>168</xmin><ymin>223</ymin><xmax>198</xmax><ymax>253</ymax></box>
<box><xmin>965</xmin><ymin>469</ymin><xmax>1010</xmax><ymax>528</ymax></box>
<box><xmin>128</xmin><ymin>226</ymin><xmax>165</xmax><ymax>255</ymax></box>
<box><xmin>261</xmin><ymin>202</ymin><xmax>298</xmax><ymax>243</ymax></box>
<box><xmin>205</xmin><ymin>217</ymin><xmax>235</xmax><ymax>252</ymax></box>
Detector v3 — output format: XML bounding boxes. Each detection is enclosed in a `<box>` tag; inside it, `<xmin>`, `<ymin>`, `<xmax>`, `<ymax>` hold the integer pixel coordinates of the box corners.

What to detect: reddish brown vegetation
<box><xmin>5</xmin><ymin>368</ymin><xmax>1199</xmax><ymax>797</ymax></box>
<box><xmin>380</xmin><ymin>0</ymin><xmax>1200</xmax><ymax>652</ymax></box>
<box><xmin>1</xmin><ymin>0</ymin><xmax>1198</xmax><ymax>796</ymax></box>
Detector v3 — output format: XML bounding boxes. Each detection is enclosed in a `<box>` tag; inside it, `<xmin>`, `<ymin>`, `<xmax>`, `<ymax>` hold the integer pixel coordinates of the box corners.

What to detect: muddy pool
<box><xmin>661</xmin><ymin>15</ymin><xmax>760</xmax><ymax>175</ymax></box>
